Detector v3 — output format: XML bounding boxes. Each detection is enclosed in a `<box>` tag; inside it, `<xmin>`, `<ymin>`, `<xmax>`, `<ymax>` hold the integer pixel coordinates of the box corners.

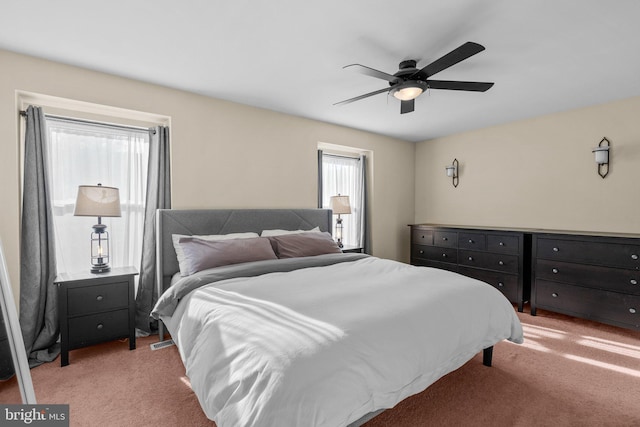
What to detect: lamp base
<box><xmin>91</xmin><ymin>264</ymin><xmax>111</xmax><ymax>274</ymax></box>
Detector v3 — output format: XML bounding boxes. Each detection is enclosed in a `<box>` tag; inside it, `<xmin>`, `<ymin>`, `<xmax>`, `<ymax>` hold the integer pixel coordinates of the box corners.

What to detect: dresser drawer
<box><xmin>413</xmin><ymin>245</ymin><xmax>457</xmax><ymax>264</ymax></box>
<box><xmin>535</xmin><ymin>259</ymin><xmax>640</xmax><ymax>294</ymax></box>
<box><xmin>67</xmin><ymin>281</ymin><xmax>129</xmax><ymax>316</ymax></box>
<box><xmin>411</xmin><ymin>229</ymin><xmax>433</xmax><ymax>246</ymax></box>
<box><xmin>487</xmin><ymin>234</ymin><xmax>520</xmax><ymax>254</ymax></box>
<box><xmin>412</xmin><ymin>258</ymin><xmax>459</xmax><ymax>273</ymax></box>
<box><xmin>68</xmin><ymin>309</ymin><xmax>129</xmax><ymax>349</ymax></box>
<box><xmin>434</xmin><ymin>231</ymin><xmax>457</xmax><ymax>248</ymax></box>
<box><xmin>536</xmin><ymin>238</ymin><xmax>640</xmax><ymax>269</ymax></box>
<box><xmin>458</xmin><ymin>249</ymin><xmax>518</xmax><ymax>274</ymax></box>
<box><xmin>458</xmin><ymin>266</ymin><xmax>518</xmax><ymax>302</ymax></box>
<box><xmin>535</xmin><ymin>280</ymin><xmax>640</xmax><ymax>329</ymax></box>
<box><xmin>458</xmin><ymin>232</ymin><xmax>486</xmax><ymax>251</ymax></box>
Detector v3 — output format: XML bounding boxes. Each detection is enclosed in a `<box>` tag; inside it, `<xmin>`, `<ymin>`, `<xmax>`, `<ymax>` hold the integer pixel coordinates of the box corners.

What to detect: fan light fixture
<box><xmin>390</xmin><ymin>81</ymin><xmax>428</xmax><ymax>101</ymax></box>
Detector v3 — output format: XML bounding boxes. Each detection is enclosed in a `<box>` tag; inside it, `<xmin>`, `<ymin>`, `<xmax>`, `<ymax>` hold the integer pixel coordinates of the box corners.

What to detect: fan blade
<box><xmin>333</xmin><ymin>87</ymin><xmax>391</xmax><ymax>106</ymax></box>
<box><xmin>343</xmin><ymin>64</ymin><xmax>400</xmax><ymax>83</ymax></box>
<box><xmin>415</xmin><ymin>41</ymin><xmax>486</xmax><ymax>78</ymax></box>
<box><xmin>400</xmin><ymin>99</ymin><xmax>414</xmax><ymax>114</ymax></box>
<box><xmin>426</xmin><ymin>80</ymin><xmax>494</xmax><ymax>92</ymax></box>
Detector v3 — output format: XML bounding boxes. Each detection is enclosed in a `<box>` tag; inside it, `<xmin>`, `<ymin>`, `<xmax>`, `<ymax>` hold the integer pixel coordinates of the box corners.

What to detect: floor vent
<box><xmin>150</xmin><ymin>339</ymin><xmax>175</xmax><ymax>351</ymax></box>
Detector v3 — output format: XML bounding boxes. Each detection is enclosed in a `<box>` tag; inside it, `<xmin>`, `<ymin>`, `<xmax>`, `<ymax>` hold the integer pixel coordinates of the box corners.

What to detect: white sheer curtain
<box><xmin>321</xmin><ymin>154</ymin><xmax>364</xmax><ymax>247</ymax></box>
<box><xmin>45</xmin><ymin>118</ymin><xmax>149</xmax><ymax>275</ymax></box>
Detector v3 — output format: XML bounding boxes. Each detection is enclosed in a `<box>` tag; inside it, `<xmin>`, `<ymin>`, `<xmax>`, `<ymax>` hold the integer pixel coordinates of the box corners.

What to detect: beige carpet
<box><xmin>1</xmin><ymin>307</ymin><xmax>639</xmax><ymax>426</ymax></box>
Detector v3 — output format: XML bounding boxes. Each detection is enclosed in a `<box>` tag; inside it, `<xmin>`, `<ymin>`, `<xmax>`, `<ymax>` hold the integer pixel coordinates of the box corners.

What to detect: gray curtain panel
<box><xmin>20</xmin><ymin>105</ymin><xmax>60</xmax><ymax>367</ymax></box>
<box><xmin>360</xmin><ymin>154</ymin><xmax>371</xmax><ymax>255</ymax></box>
<box><xmin>135</xmin><ymin>126</ymin><xmax>171</xmax><ymax>332</ymax></box>
<box><xmin>317</xmin><ymin>149</ymin><xmax>323</xmax><ymax>208</ymax></box>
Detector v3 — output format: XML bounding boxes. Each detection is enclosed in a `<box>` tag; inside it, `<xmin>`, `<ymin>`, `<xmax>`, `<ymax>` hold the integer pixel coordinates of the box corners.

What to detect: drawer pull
<box><xmin>498</xmin><ymin>282</ymin><xmax>504</xmax><ymax>287</ymax></box>
<box><xmin>468</xmin><ymin>256</ymin><xmax>473</xmax><ymax>261</ymax></box>
<box><xmin>442</xmin><ymin>253</ymin><xmax>447</xmax><ymax>258</ymax></box>
<box><xmin>553</xmin><ymin>247</ymin><xmax>559</xmax><ymax>252</ymax></box>
<box><xmin>630</xmin><ymin>308</ymin><xmax>637</xmax><ymax>314</ymax></box>
<box><xmin>632</xmin><ymin>254</ymin><xmax>639</xmax><ymax>260</ymax></box>
<box><xmin>442</xmin><ymin>237</ymin><xmax>448</xmax><ymax>241</ymax></box>
<box><xmin>551</xmin><ymin>293</ymin><xmax>559</xmax><ymax>298</ymax></box>
<box><xmin>96</xmin><ymin>295</ymin><xmax>104</xmax><ymax>301</ymax></box>
<box><xmin>468</xmin><ymin>239</ymin><xmax>474</xmax><ymax>244</ymax></box>
<box><xmin>552</xmin><ymin>268</ymin><xmax>559</xmax><ymax>274</ymax></box>
<box><xmin>421</xmin><ymin>235</ymin><xmax>425</xmax><ymax>239</ymax></box>
<box><xmin>631</xmin><ymin>279</ymin><xmax>638</xmax><ymax>285</ymax></box>
<box><xmin>498</xmin><ymin>260</ymin><xmax>504</xmax><ymax>266</ymax></box>
<box><xmin>419</xmin><ymin>250</ymin><xmax>424</xmax><ymax>254</ymax></box>
<box><xmin>96</xmin><ymin>323</ymin><xmax>104</xmax><ymax>330</ymax></box>
<box><xmin>499</xmin><ymin>242</ymin><xmax>505</xmax><ymax>246</ymax></box>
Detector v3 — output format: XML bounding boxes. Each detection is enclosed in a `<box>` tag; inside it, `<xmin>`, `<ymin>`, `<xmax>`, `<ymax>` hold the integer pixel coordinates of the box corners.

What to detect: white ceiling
<box><xmin>1</xmin><ymin>0</ymin><xmax>640</xmax><ymax>142</ymax></box>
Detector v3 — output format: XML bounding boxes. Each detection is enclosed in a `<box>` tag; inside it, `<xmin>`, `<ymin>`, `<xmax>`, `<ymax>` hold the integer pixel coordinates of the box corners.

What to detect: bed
<box><xmin>150</xmin><ymin>208</ymin><xmax>523</xmax><ymax>427</ymax></box>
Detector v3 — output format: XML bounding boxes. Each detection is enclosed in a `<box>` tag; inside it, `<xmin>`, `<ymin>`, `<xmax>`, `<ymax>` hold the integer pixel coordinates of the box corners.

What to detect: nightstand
<box><xmin>341</xmin><ymin>245</ymin><xmax>363</xmax><ymax>253</ymax></box>
<box><xmin>55</xmin><ymin>266</ymin><xmax>138</xmax><ymax>366</ymax></box>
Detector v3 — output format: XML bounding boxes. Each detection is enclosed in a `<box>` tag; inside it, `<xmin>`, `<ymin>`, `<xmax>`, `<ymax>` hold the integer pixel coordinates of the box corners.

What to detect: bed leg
<box><xmin>158</xmin><ymin>321</ymin><xmax>165</xmax><ymax>342</ymax></box>
<box><xmin>483</xmin><ymin>346</ymin><xmax>493</xmax><ymax>367</ymax></box>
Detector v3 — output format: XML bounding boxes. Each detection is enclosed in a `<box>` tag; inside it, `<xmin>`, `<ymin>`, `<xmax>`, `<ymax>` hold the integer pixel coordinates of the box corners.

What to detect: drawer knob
<box><xmin>552</xmin><ymin>268</ymin><xmax>559</xmax><ymax>274</ymax></box>
<box><xmin>630</xmin><ymin>308</ymin><xmax>637</xmax><ymax>314</ymax></box>
<box><xmin>442</xmin><ymin>237</ymin><xmax>448</xmax><ymax>241</ymax></box>
<box><xmin>499</xmin><ymin>242</ymin><xmax>505</xmax><ymax>246</ymax></box>
<box><xmin>553</xmin><ymin>247</ymin><xmax>559</xmax><ymax>252</ymax></box>
<box><xmin>97</xmin><ymin>323</ymin><xmax>104</xmax><ymax>330</ymax></box>
<box><xmin>96</xmin><ymin>295</ymin><xmax>104</xmax><ymax>301</ymax></box>
<box><xmin>498</xmin><ymin>282</ymin><xmax>504</xmax><ymax>287</ymax></box>
<box><xmin>632</xmin><ymin>254</ymin><xmax>639</xmax><ymax>260</ymax></box>
<box><xmin>498</xmin><ymin>260</ymin><xmax>504</xmax><ymax>266</ymax></box>
<box><xmin>421</xmin><ymin>235</ymin><xmax>425</xmax><ymax>239</ymax></box>
<box><xmin>419</xmin><ymin>250</ymin><xmax>424</xmax><ymax>254</ymax></box>
<box><xmin>468</xmin><ymin>256</ymin><xmax>473</xmax><ymax>261</ymax></box>
<box><xmin>552</xmin><ymin>293</ymin><xmax>559</xmax><ymax>298</ymax></box>
<box><xmin>631</xmin><ymin>279</ymin><xmax>638</xmax><ymax>285</ymax></box>
<box><xmin>468</xmin><ymin>239</ymin><xmax>474</xmax><ymax>244</ymax></box>
<box><xmin>442</xmin><ymin>253</ymin><xmax>447</xmax><ymax>258</ymax></box>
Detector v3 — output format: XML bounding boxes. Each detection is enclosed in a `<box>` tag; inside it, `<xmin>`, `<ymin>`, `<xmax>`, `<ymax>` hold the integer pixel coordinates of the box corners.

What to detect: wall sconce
<box><xmin>445</xmin><ymin>158</ymin><xmax>459</xmax><ymax>188</ymax></box>
<box><xmin>592</xmin><ymin>137</ymin><xmax>610</xmax><ymax>179</ymax></box>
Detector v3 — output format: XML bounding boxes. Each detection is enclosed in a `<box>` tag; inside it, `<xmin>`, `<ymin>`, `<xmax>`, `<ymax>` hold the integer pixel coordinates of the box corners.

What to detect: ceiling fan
<box><xmin>335</xmin><ymin>41</ymin><xmax>494</xmax><ymax>114</ymax></box>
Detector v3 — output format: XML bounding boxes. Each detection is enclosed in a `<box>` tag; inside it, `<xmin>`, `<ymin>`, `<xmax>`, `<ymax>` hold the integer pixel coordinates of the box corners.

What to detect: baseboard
<box><xmin>150</xmin><ymin>339</ymin><xmax>175</xmax><ymax>351</ymax></box>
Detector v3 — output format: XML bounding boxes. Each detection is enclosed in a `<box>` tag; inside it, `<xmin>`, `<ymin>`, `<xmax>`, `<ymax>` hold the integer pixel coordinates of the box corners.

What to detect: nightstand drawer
<box><xmin>68</xmin><ymin>309</ymin><xmax>129</xmax><ymax>349</ymax></box>
<box><xmin>67</xmin><ymin>281</ymin><xmax>129</xmax><ymax>316</ymax></box>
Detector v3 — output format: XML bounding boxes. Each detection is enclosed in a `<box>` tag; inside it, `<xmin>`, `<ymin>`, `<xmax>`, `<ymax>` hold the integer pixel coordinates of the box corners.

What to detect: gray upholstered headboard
<box><xmin>155</xmin><ymin>208</ymin><xmax>332</xmax><ymax>294</ymax></box>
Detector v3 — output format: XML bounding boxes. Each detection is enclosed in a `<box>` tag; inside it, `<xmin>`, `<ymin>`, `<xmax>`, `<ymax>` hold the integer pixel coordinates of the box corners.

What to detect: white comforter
<box><xmin>161</xmin><ymin>256</ymin><xmax>523</xmax><ymax>427</ymax></box>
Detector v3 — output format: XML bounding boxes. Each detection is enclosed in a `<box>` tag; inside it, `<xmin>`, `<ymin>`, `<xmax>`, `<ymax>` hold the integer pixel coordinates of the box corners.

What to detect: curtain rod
<box><xmin>322</xmin><ymin>152</ymin><xmax>362</xmax><ymax>160</ymax></box>
<box><xmin>19</xmin><ymin>110</ymin><xmax>157</xmax><ymax>134</ymax></box>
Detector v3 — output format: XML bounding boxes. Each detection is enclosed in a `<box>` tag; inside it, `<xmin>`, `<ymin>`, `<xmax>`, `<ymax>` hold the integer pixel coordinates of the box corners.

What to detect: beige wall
<box><xmin>0</xmin><ymin>49</ymin><xmax>416</xmax><ymax>303</ymax></box>
<box><xmin>415</xmin><ymin>96</ymin><xmax>640</xmax><ymax>234</ymax></box>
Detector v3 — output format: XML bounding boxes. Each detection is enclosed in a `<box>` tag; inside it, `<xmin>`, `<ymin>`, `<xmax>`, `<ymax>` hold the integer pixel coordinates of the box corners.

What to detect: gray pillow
<box><xmin>268</xmin><ymin>232</ymin><xmax>342</xmax><ymax>259</ymax></box>
<box><xmin>178</xmin><ymin>236</ymin><xmax>277</xmax><ymax>276</ymax></box>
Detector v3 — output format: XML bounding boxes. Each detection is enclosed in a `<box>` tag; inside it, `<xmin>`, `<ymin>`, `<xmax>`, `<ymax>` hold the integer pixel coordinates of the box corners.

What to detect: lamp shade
<box><xmin>330</xmin><ymin>195</ymin><xmax>351</xmax><ymax>215</ymax></box>
<box><xmin>74</xmin><ymin>184</ymin><xmax>121</xmax><ymax>217</ymax></box>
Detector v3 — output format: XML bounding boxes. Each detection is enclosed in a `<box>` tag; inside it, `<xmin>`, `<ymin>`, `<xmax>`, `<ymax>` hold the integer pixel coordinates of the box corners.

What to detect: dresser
<box><xmin>531</xmin><ymin>233</ymin><xmax>640</xmax><ymax>330</ymax></box>
<box><xmin>55</xmin><ymin>266</ymin><xmax>138</xmax><ymax>366</ymax></box>
<box><xmin>410</xmin><ymin>224</ymin><xmax>530</xmax><ymax>312</ymax></box>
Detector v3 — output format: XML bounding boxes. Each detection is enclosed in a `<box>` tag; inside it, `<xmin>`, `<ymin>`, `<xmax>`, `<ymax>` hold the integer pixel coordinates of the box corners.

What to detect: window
<box><xmin>46</xmin><ymin>117</ymin><xmax>150</xmax><ymax>276</ymax></box>
<box><xmin>319</xmin><ymin>151</ymin><xmax>366</xmax><ymax>249</ymax></box>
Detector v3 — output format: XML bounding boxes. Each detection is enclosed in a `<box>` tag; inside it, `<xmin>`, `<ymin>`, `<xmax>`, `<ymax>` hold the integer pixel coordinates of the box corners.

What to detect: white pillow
<box><xmin>172</xmin><ymin>232</ymin><xmax>259</xmax><ymax>276</ymax></box>
<box><xmin>260</xmin><ymin>226</ymin><xmax>321</xmax><ymax>237</ymax></box>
